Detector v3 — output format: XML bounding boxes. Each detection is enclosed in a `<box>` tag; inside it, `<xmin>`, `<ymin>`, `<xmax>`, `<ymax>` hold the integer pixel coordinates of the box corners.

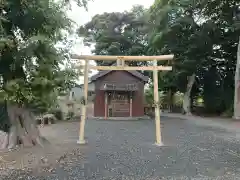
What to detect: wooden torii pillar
<box><xmin>72</xmin><ymin>54</ymin><xmax>174</xmax><ymax>146</ymax></box>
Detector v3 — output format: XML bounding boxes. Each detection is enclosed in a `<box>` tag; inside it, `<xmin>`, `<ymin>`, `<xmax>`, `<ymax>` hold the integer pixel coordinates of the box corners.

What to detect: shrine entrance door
<box><xmin>108</xmin><ymin>91</ymin><xmax>130</xmax><ymax>117</ymax></box>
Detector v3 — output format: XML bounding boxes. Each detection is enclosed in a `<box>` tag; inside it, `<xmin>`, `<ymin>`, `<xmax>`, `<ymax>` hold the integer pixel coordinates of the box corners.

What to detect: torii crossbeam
<box><xmin>72</xmin><ymin>54</ymin><xmax>174</xmax><ymax>146</ymax></box>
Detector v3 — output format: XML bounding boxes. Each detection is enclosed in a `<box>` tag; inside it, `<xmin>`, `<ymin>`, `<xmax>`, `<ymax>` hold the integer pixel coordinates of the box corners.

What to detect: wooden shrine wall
<box><xmin>94</xmin><ymin>71</ymin><xmax>145</xmax><ymax>117</ymax></box>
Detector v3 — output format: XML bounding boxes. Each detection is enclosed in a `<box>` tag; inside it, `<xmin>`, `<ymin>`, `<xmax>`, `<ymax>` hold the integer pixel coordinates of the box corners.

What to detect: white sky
<box><xmin>67</xmin><ymin>0</ymin><xmax>154</xmax><ymax>83</ymax></box>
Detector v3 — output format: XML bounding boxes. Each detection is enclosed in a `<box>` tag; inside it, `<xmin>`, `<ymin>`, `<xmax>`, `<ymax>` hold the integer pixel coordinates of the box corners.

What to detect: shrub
<box><xmin>66</xmin><ymin>111</ymin><xmax>74</xmax><ymax>120</ymax></box>
<box><xmin>49</xmin><ymin>109</ymin><xmax>63</xmax><ymax>120</ymax></box>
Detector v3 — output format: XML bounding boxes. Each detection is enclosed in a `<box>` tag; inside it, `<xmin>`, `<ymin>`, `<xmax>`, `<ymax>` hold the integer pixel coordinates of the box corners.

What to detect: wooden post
<box><xmin>122</xmin><ymin>59</ymin><xmax>125</xmax><ymax>66</ymax></box>
<box><xmin>117</xmin><ymin>59</ymin><xmax>121</xmax><ymax>66</ymax></box>
<box><xmin>130</xmin><ymin>92</ymin><xmax>133</xmax><ymax>117</ymax></box>
<box><xmin>105</xmin><ymin>92</ymin><xmax>108</xmax><ymax>119</ymax></box>
<box><xmin>153</xmin><ymin>59</ymin><xmax>162</xmax><ymax>146</ymax></box>
<box><xmin>78</xmin><ymin>59</ymin><xmax>89</xmax><ymax>144</ymax></box>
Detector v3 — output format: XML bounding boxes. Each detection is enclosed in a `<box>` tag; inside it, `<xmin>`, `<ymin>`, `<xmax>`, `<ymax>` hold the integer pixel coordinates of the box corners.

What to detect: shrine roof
<box><xmin>90</xmin><ymin>63</ymin><xmax>149</xmax><ymax>83</ymax></box>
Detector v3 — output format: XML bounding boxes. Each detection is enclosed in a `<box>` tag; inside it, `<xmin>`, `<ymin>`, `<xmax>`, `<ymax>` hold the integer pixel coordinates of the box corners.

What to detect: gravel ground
<box><xmin>2</xmin><ymin>117</ymin><xmax>240</xmax><ymax>179</ymax></box>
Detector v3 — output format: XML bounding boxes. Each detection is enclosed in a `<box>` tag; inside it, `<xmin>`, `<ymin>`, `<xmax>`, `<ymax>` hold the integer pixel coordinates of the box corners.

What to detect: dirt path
<box><xmin>0</xmin><ymin>121</ymin><xmax>81</xmax><ymax>176</ymax></box>
<box><xmin>3</xmin><ymin>117</ymin><xmax>240</xmax><ymax>179</ymax></box>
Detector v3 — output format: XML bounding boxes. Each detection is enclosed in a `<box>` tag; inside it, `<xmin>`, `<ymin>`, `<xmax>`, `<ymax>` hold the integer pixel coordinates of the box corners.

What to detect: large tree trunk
<box><xmin>0</xmin><ymin>104</ymin><xmax>46</xmax><ymax>150</ymax></box>
<box><xmin>234</xmin><ymin>37</ymin><xmax>240</xmax><ymax>119</ymax></box>
<box><xmin>183</xmin><ymin>74</ymin><xmax>196</xmax><ymax>115</ymax></box>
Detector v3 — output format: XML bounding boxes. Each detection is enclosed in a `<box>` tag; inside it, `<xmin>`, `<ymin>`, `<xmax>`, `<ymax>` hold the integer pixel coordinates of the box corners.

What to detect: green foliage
<box><xmin>66</xmin><ymin>111</ymin><xmax>74</xmax><ymax>120</ymax></box>
<box><xmin>0</xmin><ymin>102</ymin><xmax>10</xmax><ymax>132</ymax></box>
<box><xmin>78</xmin><ymin>5</ymin><xmax>151</xmax><ymax>69</ymax></box>
<box><xmin>144</xmin><ymin>85</ymin><xmax>154</xmax><ymax>106</ymax></box>
<box><xmin>173</xmin><ymin>92</ymin><xmax>184</xmax><ymax>107</ymax></box>
<box><xmin>49</xmin><ymin>109</ymin><xmax>63</xmax><ymax>120</ymax></box>
<box><xmin>78</xmin><ymin>0</ymin><xmax>239</xmax><ymax>115</ymax></box>
<box><xmin>149</xmin><ymin>0</ymin><xmax>239</xmax><ymax>114</ymax></box>
<box><xmin>0</xmin><ymin>0</ymin><xmax>88</xmax><ymax>131</ymax></box>
<box><xmin>0</xmin><ymin>0</ymin><xmax>84</xmax><ymax>105</ymax></box>
<box><xmin>144</xmin><ymin>84</ymin><xmax>168</xmax><ymax>108</ymax></box>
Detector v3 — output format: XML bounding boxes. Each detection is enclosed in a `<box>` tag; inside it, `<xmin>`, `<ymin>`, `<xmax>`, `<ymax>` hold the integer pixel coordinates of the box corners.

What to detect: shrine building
<box><xmin>90</xmin><ymin>67</ymin><xmax>149</xmax><ymax>118</ymax></box>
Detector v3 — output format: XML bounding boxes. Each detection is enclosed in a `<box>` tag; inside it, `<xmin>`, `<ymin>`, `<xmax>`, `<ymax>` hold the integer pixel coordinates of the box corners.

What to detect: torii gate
<box><xmin>72</xmin><ymin>54</ymin><xmax>174</xmax><ymax>146</ymax></box>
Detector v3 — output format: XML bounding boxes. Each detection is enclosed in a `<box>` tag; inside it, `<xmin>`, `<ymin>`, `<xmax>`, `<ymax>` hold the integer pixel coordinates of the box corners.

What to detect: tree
<box><xmin>149</xmin><ymin>0</ymin><xmax>239</xmax><ymax>115</ymax></box>
<box><xmin>78</xmin><ymin>0</ymin><xmax>239</xmax><ymax>117</ymax></box>
<box><xmin>149</xmin><ymin>0</ymin><xmax>213</xmax><ymax>114</ymax></box>
<box><xmin>0</xmin><ymin>0</ymin><xmax>87</xmax><ymax>149</ymax></box>
<box><xmin>78</xmin><ymin>5</ymin><xmax>151</xmax><ymax>68</ymax></box>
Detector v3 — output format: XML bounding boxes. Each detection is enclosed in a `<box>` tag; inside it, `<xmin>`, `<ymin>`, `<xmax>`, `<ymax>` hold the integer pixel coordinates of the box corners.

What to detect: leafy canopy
<box><xmin>0</xmin><ymin>0</ymin><xmax>88</xmax><ymax>111</ymax></box>
<box><xmin>148</xmin><ymin>0</ymin><xmax>239</xmax><ymax>113</ymax></box>
<box><xmin>78</xmin><ymin>5</ymin><xmax>151</xmax><ymax>67</ymax></box>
